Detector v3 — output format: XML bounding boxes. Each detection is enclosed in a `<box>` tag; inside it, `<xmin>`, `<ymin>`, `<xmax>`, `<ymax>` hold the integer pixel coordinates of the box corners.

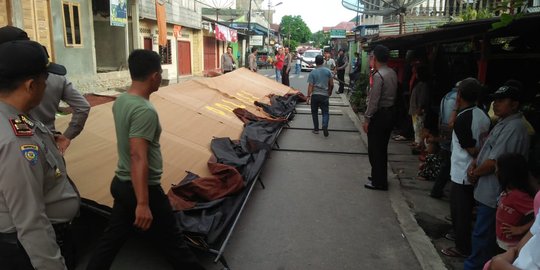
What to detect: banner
<box><xmin>173</xmin><ymin>25</ymin><xmax>182</xmax><ymax>39</ymax></box>
<box><xmin>215</xmin><ymin>25</ymin><xmax>238</xmax><ymax>42</ymax></box>
<box><xmin>156</xmin><ymin>0</ymin><xmax>167</xmax><ymax>46</ymax></box>
<box><xmin>110</xmin><ymin>0</ymin><xmax>127</xmax><ymax>27</ymax></box>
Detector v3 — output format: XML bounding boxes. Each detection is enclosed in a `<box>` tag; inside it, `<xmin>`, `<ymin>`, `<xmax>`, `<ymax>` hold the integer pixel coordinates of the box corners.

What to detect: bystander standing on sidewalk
<box><xmin>248</xmin><ymin>47</ymin><xmax>258</xmax><ymax>72</ymax></box>
<box><xmin>274</xmin><ymin>47</ymin><xmax>284</xmax><ymax>82</ymax></box>
<box><xmin>336</xmin><ymin>48</ymin><xmax>348</xmax><ymax>94</ymax></box>
<box><xmin>441</xmin><ymin>78</ymin><xmax>491</xmax><ymax>259</ymax></box>
<box><xmin>430</xmin><ymin>82</ymin><xmax>459</xmax><ymax>199</ymax></box>
<box><xmin>221</xmin><ymin>46</ymin><xmax>235</xmax><ymax>74</ymax></box>
<box><xmin>464</xmin><ymin>81</ymin><xmax>530</xmax><ymax>270</ymax></box>
<box><xmin>307</xmin><ymin>55</ymin><xmax>333</xmax><ymax>137</ymax></box>
<box><xmin>295</xmin><ymin>53</ymin><xmax>301</xmax><ymax>74</ymax></box>
<box><xmin>363</xmin><ymin>45</ymin><xmax>398</xmax><ymax>191</ymax></box>
<box><xmin>409</xmin><ymin>65</ymin><xmax>431</xmax><ymax>150</ymax></box>
<box><xmin>282</xmin><ymin>47</ymin><xmax>293</xmax><ymax>86</ymax></box>
<box><xmin>323</xmin><ymin>48</ymin><xmax>336</xmax><ymax>73</ymax></box>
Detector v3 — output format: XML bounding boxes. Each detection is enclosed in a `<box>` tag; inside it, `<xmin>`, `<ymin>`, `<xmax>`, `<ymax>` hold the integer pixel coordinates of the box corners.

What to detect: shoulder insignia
<box><xmin>20</xmin><ymin>145</ymin><xmax>39</xmax><ymax>165</ymax></box>
<box><xmin>10</xmin><ymin>117</ymin><xmax>33</xmax><ymax>136</ymax></box>
<box><xmin>19</xmin><ymin>114</ymin><xmax>35</xmax><ymax>128</ymax></box>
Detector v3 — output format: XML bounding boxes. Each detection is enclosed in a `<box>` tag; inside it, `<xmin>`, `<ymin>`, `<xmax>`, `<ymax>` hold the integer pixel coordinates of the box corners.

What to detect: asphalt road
<box><xmin>74</xmin><ymin>69</ymin><xmax>422</xmax><ymax>270</ymax></box>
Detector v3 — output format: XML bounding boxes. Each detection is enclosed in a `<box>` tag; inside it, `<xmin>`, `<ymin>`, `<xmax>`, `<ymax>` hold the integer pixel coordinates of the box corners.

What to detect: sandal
<box><xmin>441</xmin><ymin>247</ymin><xmax>469</xmax><ymax>258</ymax></box>
<box><xmin>393</xmin><ymin>135</ymin><xmax>409</xmax><ymax>141</ymax></box>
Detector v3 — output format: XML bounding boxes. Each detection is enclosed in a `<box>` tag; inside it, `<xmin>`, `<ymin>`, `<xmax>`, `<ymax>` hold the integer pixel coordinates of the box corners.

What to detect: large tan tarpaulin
<box><xmin>56</xmin><ymin>69</ymin><xmax>292</xmax><ymax>207</ymax></box>
<box><xmin>156</xmin><ymin>0</ymin><xmax>167</xmax><ymax>46</ymax></box>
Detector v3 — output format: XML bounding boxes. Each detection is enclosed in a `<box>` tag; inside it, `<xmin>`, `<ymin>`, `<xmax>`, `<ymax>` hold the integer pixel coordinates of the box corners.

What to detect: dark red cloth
<box><xmin>167</xmin><ymin>156</ymin><xmax>245</xmax><ymax>211</ymax></box>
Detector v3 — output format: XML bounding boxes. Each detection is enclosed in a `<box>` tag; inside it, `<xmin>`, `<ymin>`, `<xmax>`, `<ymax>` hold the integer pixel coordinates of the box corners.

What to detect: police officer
<box><xmin>0</xmin><ymin>40</ymin><xmax>80</xmax><ymax>269</ymax></box>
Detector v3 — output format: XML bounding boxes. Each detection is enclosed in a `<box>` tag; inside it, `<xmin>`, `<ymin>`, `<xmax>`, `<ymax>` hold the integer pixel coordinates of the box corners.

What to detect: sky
<box><xmin>261</xmin><ymin>0</ymin><xmax>359</xmax><ymax>33</ymax></box>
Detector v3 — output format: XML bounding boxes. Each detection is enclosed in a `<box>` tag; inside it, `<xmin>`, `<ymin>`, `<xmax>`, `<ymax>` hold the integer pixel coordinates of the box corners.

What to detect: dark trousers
<box><xmin>430</xmin><ymin>149</ymin><xmax>450</xmax><ymax>197</ymax></box>
<box><xmin>310</xmin><ymin>94</ymin><xmax>330</xmax><ymax>130</ymax></box>
<box><xmin>337</xmin><ymin>70</ymin><xmax>345</xmax><ymax>93</ymax></box>
<box><xmin>0</xmin><ymin>223</ymin><xmax>75</xmax><ymax>270</ymax></box>
<box><xmin>450</xmin><ymin>182</ymin><xmax>474</xmax><ymax>255</ymax></box>
<box><xmin>86</xmin><ymin>178</ymin><xmax>204</xmax><ymax>270</ymax></box>
<box><xmin>367</xmin><ymin>108</ymin><xmax>395</xmax><ymax>188</ymax></box>
<box><xmin>464</xmin><ymin>203</ymin><xmax>497</xmax><ymax>270</ymax></box>
<box><xmin>281</xmin><ymin>65</ymin><xmax>290</xmax><ymax>86</ymax></box>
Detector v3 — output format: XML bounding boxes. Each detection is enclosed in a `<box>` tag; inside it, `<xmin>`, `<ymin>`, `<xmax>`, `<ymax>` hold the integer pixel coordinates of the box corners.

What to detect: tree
<box><xmin>312</xmin><ymin>30</ymin><xmax>330</xmax><ymax>49</ymax></box>
<box><xmin>279</xmin><ymin>15</ymin><xmax>311</xmax><ymax>50</ymax></box>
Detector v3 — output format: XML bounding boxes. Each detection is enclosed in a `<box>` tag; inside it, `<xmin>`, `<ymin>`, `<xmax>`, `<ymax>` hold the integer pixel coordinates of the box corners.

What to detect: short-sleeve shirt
<box><xmin>450</xmin><ymin>106</ymin><xmax>490</xmax><ymax>184</ymax></box>
<box><xmin>475</xmin><ymin>113</ymin><xmax>530</xmax><ymax>208</ymax></box>
<box><xmin>307</xmin><ymin>66</ymin><xmax>333</xmax><ymax>97</ymax></box>
<box><xmin>512</xmin><ymin>212</ymin><xmax>540</xmax><ymax>269</ymax></box>
<box><xmin>113</xmin><ymin>93</ymin><xmax>163</xmax><ymax>185</ymax></box>
<box><xmin>324</xmin><ymin>58</ymin><xmax>336</xmax><ymax>70</ymax></box>
<box><xmin>496</xmin><ymin>190</ymin><xmax>534</xmax><ymax>247</ymax></box>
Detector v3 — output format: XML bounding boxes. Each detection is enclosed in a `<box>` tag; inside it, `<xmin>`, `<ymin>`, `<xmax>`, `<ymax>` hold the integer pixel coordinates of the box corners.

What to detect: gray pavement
<box><xmin>73</xmin><ymin>69</ymin><xmax>451</xmax><ymax>270</ymax></box>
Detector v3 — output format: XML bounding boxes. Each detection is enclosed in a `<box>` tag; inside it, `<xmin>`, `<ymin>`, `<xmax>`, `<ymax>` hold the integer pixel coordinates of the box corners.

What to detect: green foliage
<box><xmin>349</xmin><ymin>73</ymin><xmax>370</xmax><ymax>113</ymax></box>
<box><xmin>459</xmin><ymin>6</ymin><xmax>494</xmax><ymax>21</ymax></box>
<box><xmin>279</xmin><ymin>15</ymin><xmax>312</xmax><ymax>48</ymax></box>
<box><xmin>491</xmin><ymin>0</ymin><xmax>527</xmax><ymax>29</ymax></box>
<box><xmin>312</xmin><ymin>30</ymin><xmax>330</xmax><ymax>49</ymax></box>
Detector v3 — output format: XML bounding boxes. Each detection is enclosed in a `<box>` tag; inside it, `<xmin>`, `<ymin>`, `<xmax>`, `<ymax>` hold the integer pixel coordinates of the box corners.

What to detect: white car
<box><xmin>300</xmin><ymin>49</ymin><xmax>322</xmax><ymax>71</ymax></box>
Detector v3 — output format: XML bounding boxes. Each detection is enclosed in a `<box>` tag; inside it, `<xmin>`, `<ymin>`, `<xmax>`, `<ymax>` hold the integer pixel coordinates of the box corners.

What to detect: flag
<box><xmin>156</xmin><ymin>0</ymin><xmax>167</xmax><ymax>46</ymax></box>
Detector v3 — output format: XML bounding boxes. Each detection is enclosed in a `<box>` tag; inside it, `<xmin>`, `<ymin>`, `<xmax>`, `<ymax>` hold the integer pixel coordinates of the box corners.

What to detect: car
<box><xmin>300</xmin><ymin>49</ymin><xmax>322</xmax><ymax>72</ymax></box>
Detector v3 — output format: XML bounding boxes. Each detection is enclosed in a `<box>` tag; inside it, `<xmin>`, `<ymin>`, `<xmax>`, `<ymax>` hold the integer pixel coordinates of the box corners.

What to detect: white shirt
<box><xmin>513</xmin><ymin>213</ymin><xmax>540</xmax><ymax>269</ymax></box>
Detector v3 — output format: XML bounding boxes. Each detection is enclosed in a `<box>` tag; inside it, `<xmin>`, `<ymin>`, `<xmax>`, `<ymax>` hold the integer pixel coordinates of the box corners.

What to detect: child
<box><xmin>418</xmin><ymin>129</ymin><xmax>442</xmax><ymax>181</ymax></box>
<box><xmin>495</xmin><ymin>153</ymin><xmax>536</xmax><ymax>251</ymax></box>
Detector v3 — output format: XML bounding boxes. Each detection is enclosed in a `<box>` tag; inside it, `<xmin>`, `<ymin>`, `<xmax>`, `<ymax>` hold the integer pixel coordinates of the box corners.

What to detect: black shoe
<box><xmin>364</xmin><ymin>182</ymin><xmax>388</xmax><ymax>191</ymax></box>
<box><xmin>429</xmin><ymin>192</ymin><xmax>444</xmax><ymax>199</ymax></box>
<box><xmin>312</xmin><ymin>129</ymin><xmax>319</xmax><ymax>134</ymax></box>
<box><xmin>323</xmin><ymin>128</ymin><xmax>329</xmax><ymax>137</ymax></box>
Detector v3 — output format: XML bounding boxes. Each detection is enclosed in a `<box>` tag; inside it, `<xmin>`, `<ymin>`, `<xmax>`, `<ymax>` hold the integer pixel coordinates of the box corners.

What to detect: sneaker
<box><xmin>323</xmin><ymin>128</ymin><xmax>329</xmax><ymax>137</ymax></box>
<box><xmin>312</xmin><ymin>130</ymin><xmax>319</xmax><ymax>134</ymax></box>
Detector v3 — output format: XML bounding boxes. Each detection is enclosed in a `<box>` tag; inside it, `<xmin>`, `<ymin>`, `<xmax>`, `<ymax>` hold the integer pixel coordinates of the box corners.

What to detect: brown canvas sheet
<box><xmin>56</xmin><ymin>68</ymin><xmax>293</xmax><ymax>207</ymax></box>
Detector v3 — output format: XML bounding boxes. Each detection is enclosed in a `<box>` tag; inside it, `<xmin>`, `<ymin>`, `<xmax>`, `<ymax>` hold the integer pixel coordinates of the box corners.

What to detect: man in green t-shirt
<box><xmin>86</xmin><ymin>50</ymin><xmax>205</xmax><ymax>270</ymax></box>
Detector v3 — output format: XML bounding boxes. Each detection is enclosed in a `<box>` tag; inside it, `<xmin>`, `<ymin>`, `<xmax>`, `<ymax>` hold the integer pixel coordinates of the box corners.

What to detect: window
<box><xmin>62</xmin><ymin>2</ymin><xmax>83</xmax><ymax>46</ymax></box>
<box><xmin>159</xmin><ymin>40</ymin><xmax>172</xmax><ymax>64</ymax></box>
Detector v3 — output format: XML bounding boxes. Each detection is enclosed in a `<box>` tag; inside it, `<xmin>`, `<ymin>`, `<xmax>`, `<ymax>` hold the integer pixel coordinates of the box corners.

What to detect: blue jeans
<box><xmin>464</xmin><ymin>202</ymin><xmax>497</xmax><ymax>270</ymax></box>
<box><xmin>275</xmin><ymin>68</ymin><xmax>282</xmax><ymax>82</ymax></box>
<box><xmin>295</xmin><ymin>63</ymin><xmax>301</xmax><ymax>74</ymax></box>
<box><xmin>311</xmin><ymin>94</ymin><xmax>329</xmax><ymax>130</ymax></box>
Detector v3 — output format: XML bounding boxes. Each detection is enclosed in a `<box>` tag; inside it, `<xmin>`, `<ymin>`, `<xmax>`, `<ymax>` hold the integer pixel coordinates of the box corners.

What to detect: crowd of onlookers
<box><xmin>392</xmin><ymin>57</ymin><xmax>539</xmax><ymax>269</ymax></box>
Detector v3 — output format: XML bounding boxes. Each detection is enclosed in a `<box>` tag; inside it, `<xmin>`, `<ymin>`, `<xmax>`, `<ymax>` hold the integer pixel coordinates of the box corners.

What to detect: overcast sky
<box><xmin>261</xmin><ymin>0</ymin><xmax>359</xmax><ymax>33</ymax></box>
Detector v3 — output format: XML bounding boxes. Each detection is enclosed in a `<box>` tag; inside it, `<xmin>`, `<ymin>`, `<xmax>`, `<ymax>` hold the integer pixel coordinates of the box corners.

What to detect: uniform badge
<box><xmin>19</xmin><ymin>114</ymin><xmax>35</xmax><ymax>128</ymax></box>
<box><xmin>20</xmin><ymin>145</ymin><xmax>39</xmax><ymax>165</ymax></box>
<box><xmin>10</xmin><ymin>117</ymin><xmax>33</xmax><ymax>136</ymax></box>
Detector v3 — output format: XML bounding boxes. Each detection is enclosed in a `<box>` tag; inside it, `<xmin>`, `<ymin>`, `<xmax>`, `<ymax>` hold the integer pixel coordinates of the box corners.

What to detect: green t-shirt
<box><xmin>113</xmin><ymin>93</ymin><xmax>163</xmax><ymax>185</ymax></box>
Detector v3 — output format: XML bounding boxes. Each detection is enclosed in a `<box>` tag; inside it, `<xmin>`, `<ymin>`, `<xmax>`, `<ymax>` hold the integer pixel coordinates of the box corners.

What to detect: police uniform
<box><xmin>0</xmin><ymin>40</ymin><xmax>79</xmax><ymax>269</ymax></box>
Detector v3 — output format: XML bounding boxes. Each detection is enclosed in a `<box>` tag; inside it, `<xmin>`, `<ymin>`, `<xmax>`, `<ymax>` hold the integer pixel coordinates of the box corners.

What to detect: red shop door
<box><xmin>143</xmin><ymin>37</ymin><xmax>152</xmax><ymax>51</ymax></box>
<box><xmin>177</xmin><ymin>41</ymin><xmax>191</xmax><ymax>75</ymax></box>
<box><xmin>203</xmin><ymin>36</ymin><xmax>217</xmax><ymax>70</ymax></box>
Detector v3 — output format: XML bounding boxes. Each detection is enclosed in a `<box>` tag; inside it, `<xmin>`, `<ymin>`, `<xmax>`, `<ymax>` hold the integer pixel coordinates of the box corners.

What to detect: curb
<box><xmin>338</xmin><ymin>92</ymin><xmax>447</xmax><ymax>270</ymax></box>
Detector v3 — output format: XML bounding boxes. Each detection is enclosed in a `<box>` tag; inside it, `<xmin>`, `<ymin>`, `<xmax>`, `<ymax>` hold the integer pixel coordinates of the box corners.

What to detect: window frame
<box><xmin>61</xmin><ymin>1</ymin><xmax>83</xmax><ymax>47</ymax></box>
<box><xmin>159</xmin><ymin>39</ymin><xmax>172</xmax><ymax>65</ymax></box>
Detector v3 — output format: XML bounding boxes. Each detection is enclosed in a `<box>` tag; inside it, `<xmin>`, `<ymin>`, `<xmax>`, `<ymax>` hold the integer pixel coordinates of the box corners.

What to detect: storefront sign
<box><xmin>330</xmin><ymin>29</ymin><xmax>346</xmax><ymax>38</ymax></box>
<box><xmin>110</xmin><ymin>0</ymin><xmax>127</xmax><ymax>27</ymax></box>
<box><xmin>361</xmin><ymin>25</ymin><xmax>379</xmax><ymax>36</ymax></box>
<box><xmin>250</xmin><ymin>35</ymin><xmax>263</xmax><ymax>46</ymax></box>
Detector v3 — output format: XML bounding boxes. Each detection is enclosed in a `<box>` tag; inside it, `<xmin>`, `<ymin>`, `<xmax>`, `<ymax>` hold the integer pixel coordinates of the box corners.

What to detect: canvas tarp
<box><xmin>55</xmin><ymin>68</ymin><xmax>292</xmax><ymax>207</ymax></box>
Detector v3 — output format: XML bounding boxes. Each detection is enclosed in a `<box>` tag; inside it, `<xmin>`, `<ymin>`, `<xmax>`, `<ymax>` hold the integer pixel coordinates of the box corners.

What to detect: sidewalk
<box><xmin>340</xmin><ymin>90</ymin><xmax>464</xmax><ymax>270</ymax></box>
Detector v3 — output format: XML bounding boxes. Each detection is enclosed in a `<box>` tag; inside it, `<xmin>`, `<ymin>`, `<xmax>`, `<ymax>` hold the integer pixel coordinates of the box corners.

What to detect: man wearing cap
<box><xmin>335</xmin><ymin>48</ymin><xmax>349</xmax><ymax>94</ymax></box>
<box><xmin>0</xmin><ymin>40</ymin><xmax>79</xmax><ymax>269</ymax></box>
<box><xmin>0</xmin><ymin>26</ymin><xmax>90</xmax><ymax>155</ymax></box>
<box><xmin>363</xmin><ymin>45</ymin><xmax>398</xmax><ymax>191</ymax></box>
<box><xmin>464</xmin><ymin>81</ymin><xmax>530</xmax><ymax>270</ymax></box>
<box><xmin>307</xmin><ymin>54</ymin><xmax>334</xmax><ymax>137</ymax></box>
